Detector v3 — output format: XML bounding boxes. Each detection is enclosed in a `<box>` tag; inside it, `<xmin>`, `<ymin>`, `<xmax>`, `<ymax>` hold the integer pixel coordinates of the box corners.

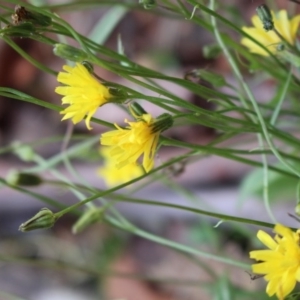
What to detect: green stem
<box><xmin>270</xmin><ymin>68</ymin><xmax>292</xmax><ymax>125</ymax></box>
<box><xmin>2</xmin><ymin>36</ymin><xmax>57</xmax><ymax>75</ymax></box>
<box><xmin>209</xmin><ymin>0</ymin><xmax>300</xmax><ymax>180</ymax></box>
<box><xmin>0</xmin><ymin>254</ymin><xmax>213</xmax><ymax>285</ymax></box>
<box><xmin>106</xmin><ymin>195</ymin><xmax>275</xmax><ymax>229</ymax></box>
<box><xmin>106</xmin><ymin>215</ymin><xmax>251</xmax><ymax>269</ymax></box>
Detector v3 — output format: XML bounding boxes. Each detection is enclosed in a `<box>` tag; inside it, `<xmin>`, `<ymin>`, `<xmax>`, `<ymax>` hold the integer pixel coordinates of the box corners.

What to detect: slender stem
<box><xmin>106</xmin><ymin>215</ymin><xmax>251</xmax><ymax>269</ymax></box>
<box><xmin>209</xmin><ymin>0</ymin><xmax>300</xmax><ymax>181</ymax></box>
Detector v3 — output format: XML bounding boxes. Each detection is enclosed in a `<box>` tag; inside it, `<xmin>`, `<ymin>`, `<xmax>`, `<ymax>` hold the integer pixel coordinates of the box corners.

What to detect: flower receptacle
<box><xmin>151</xmin><ymin>113</ymin><xmax>173</xmax><ymax>133</ymax></box>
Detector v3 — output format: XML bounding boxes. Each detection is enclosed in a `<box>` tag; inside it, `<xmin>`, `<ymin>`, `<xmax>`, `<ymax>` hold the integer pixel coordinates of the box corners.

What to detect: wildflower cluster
<box><xmin>5</xmin><ymin>2</ymin><xmax>300</xmax><ymax>298</ymax></box>
<box><xmin>55</xmin><ymin>63</ymin><xmax>173</xmax><ymax>186</ymax></box>
<box><xmin>241</xmin><ymin>7</ymin><xmax>300</xmax><ymax>300</ymax></box>
<box><xmin>53</xmin><ymin>5</ymin><xmax>300</xmax><ymax>195</ymax></box>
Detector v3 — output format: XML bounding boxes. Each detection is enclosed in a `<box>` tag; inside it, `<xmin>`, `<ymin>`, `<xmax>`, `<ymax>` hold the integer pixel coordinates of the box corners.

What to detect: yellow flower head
<box><xmin>241</xmin><ymin>10</ymin><xmax>300</xmax><ymax>56</ymax></box>
<box><xmin>55</xmin><ymin>63</ymin><xmax>112</xmax><ymax>130</ymax></box>
<box><xmin>100</xmin><ymin>114</ymin><xmax>161</xmax><ymax>173</ymax></box>
<box><xmin>97</xmin><ymin>147</ymin><xmax>143</xmax><ymax>187</ymax></box>
<box><xmin>250</xmin><ymin>224</ymin><xmax>300</xmax><ymax>299</ymax></box>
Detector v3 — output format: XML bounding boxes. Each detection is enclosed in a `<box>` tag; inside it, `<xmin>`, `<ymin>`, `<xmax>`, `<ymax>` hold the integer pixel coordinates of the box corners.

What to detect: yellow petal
<box><xmin>257</xmin><ymin>230</ymin><xmax>278</xmax><ymax>249</ymax></box>
<box><xmin>241</xmin><ymin>10</ymin><xmax>300</xmax><ymax>56</ymax></box>
<box><xmin>55</xmin><ymin>63</ymin><xmax>112</xmax><ymax>129</ymax></box>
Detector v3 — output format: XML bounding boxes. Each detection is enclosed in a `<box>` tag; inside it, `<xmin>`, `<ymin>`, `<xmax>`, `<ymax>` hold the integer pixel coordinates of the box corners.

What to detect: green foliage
<box><xmin>240</xmin><ymin>166</ymin><xmax>300</xmax><ymax>203</ymax></box>
<box><xmin>1</xmin><ymin>0</ymin><xmax>300</xmax><ymax>298</ymax></box>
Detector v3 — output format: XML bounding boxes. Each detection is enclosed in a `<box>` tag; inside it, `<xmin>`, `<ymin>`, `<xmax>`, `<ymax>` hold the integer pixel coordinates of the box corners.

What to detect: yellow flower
<box><xmin>241</xmin><ymin>10</ymin><xmax>300</xmax><ymax>56</ymax></box>
<box><xmin>100</xmin><ymin>114</ymin><xmax>161</xmax><ymax>173</ymax></box>
<box><xmin>250</xmin><ymin>224</ymin><xmax>300</xmax><ymax>299</ymax></box>
<box><xmin>97</xmin><ymin>147</ymin><xmax>143</xmax><ymax>187</ymax></box>
<box><xmin>55</xmin><ymin>63</ymin><xmax>112</xmax><ymax>130</ymax></box>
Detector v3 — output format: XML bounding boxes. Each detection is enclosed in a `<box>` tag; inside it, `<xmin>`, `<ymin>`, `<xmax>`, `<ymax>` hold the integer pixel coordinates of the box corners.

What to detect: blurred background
<box><xmin>0</xmin><ymin>0</ymin><xmax>297</xmax><ymax>299</ymax></box>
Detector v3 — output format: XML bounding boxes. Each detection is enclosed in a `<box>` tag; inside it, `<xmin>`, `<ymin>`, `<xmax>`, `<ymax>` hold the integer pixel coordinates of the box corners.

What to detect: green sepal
<box><xmin>130</xmin><ymin>102</ymin><xmax>148</xmax><ymax>117</ymax></box>
<box><xmin>72</xmin><ymin>207</ymin><xmax>104</xmax><ymax>234</ymax></box>
<box><xmin>6</xmin><ymin>170</ymin><xmax>42</xmax><ymax>186</ymax></box>
<box><xmin>151</xmin><ymin>113</ymin><xmax>173</xmax><ymax>133</ymax></box>
<box><xmin>1</xmin><ymin>22</ymin><xmax>36</xmax><ymax>38</ymax></box>
<box><xmin>139</xmin><ymin>0</ymin><xmax>156</xmax><ymax>9</ymax></box>
<box><xmin>53</xmin><ymin>43</ymin><xmax>89</xmax><ymax>62</ymax></box>
<box><xmin>19</xmin><ymin>208</ymin><xmax>56</xmax><ymax>232</ymax></box>
<box><xmin>256</xmin><ymin>4</ymin><xmax>274</xmax><ymax>31</ymax></box>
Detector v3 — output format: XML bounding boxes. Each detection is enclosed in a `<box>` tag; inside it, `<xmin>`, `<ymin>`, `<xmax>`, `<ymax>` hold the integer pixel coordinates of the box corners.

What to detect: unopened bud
<box><xmin>1</xmin><ymin>22</ymin><xmax>36</xmax><ymax>38</ymax></box>
<box><xmin>72</xmin><ymin>207</ymin><xmax>104</xmax><ymax>234</ymax></box>
<box><xmin>53</xmin><ymin>43</ymin><xmax>88</xmax><ymax>62</ymax></box>
<box><xmin>130</xmin><ymin>102</ymin><xmax>147</xmax><ymax>117</ymax></box>
<box><xmin>12</xmin><ymin>5</ymin><xmax>52</xmax><ymax>27</ymax></box>
<box><xmin>12</xmin><ymin>142</ymin><xmax>35</xmax><ymax>162</ymax></box>
<box><xmin>202</xmin><ymin>44</ymin><xmax>221</xmax><ymax>59</ymax></box>
<box><xmin>6</xmin><ymin>170</ymin><xmax>42</xmax><ymax>186</ymax></box>
<box><xmin>295</xmin><ymin>204</ymin><xmax>300</xmax><ymax>216</ymax></box>
<box><xmin>276</xmin><ymin>44</ymin><xmax>285</xmax><ymax>52</ymax></box>
<box><xmin>19</xmin><ymin>208</ymin><xmax>56</xmax><ymax>232</ymax></box>
<box><xmin>139</xmin><ymin>0</ymin><xmax>156</xmax><ymax>9</ymax></box>
<box><xmin>278</xmin><ymin>50</ymin><xmax>300</xmax><ymax>67</ymax></box>
<box><xmin>256</xmin><ymin>5</ymin><xmax>274</xmax><ymax>31</ymax></box>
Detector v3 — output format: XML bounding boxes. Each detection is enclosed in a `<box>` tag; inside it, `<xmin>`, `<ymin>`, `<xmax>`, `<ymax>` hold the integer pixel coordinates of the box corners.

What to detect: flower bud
<box><xmin>81</xmin><ymin>61</ymin><xmax>94</xmax><ymax>73</ymax></box>
<box><xmin>130</xmin><ymin>102</ymin><xmax>147</xmax><ymax>117</ymax></box>
<box><xmin>139</xmin><ymin>0</ymin><xmax>156</xmax><ymax>9</ymax></box>
<box><xmin>107</xmin><ymin>86</ymin><xmax>128</xmax><ymax>100</ymax></box>
<box><xmin>278</xmin><ymin>50</ymin><xmax>300</xmax><ymax>67</ymax></box>
<box><xmin>295</xmin><ymin>204</ymin><xmax>300</xmax><ymax>216</ymax></box>
<box><xmin>72</xmin><ymin>207</ymin><xmax>104</xmax><ymax>234</ymax></box>
<box><xmin>256</xmin><ymin>4</ymin><xmax>274</xmax><ymax>31</ymax></box>
<box><xmin>276</xmin><ymin>44</ymin><xmax>285</xmax><ymax>52</ymax></box>
<box><xmin>12</xmin><ymin>142</ymin><xmax>35</xmax><ymax>162</ymax></box>
<box><xmin>53</xmin><ymin>43</ymin><xmax>88</xmax><ymax>62</ymax></box>
<box><xmin>1</xmin><ymin>22</ymin><xmax>36</xmax><ymax>38</ymax></box>
<box><xmin>202</xmin><ymin>44</ymin><xmax>221</xmax><ymax>59</ymax></box>
<box><xmin>12</xmin><ymin>5</ymin><xmax>52</xmax><ymax>27</ymax></box>
<box><xmin>19</xmin><ymin>208</ymin><xmax>56</xmax><ymax>232</ymax></box>
<box><xmin>151</xmin><ymin>113</ymin><xmax>173</xmax><ymax>133</ymax></box>
<box><xmin>6</xmin><ymin>170</ymin><xmax>42</xmax><ymax>186</ymax></box>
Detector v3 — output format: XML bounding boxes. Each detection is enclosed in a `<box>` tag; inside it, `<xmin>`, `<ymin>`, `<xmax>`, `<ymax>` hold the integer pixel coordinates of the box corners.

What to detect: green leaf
<box><xmin>186</xmin><ymin>69</ymin><xmax>227</xmax><ymax>87</ymax></box>
<box><xmin>239</xmin><ymin>167</ymin><xmax>299</xmax><ymax>203</ymax></box>
<box><xmin>203</xmin><ymin>43</ymin><xmax>222</xmax><ymax>59</ymax></box>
